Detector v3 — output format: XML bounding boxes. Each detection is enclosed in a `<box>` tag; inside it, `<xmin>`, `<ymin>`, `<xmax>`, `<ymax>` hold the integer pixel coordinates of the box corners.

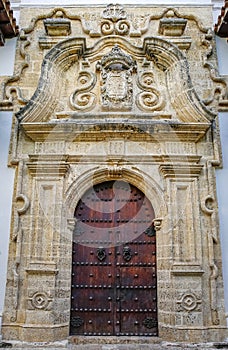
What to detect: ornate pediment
<box><xmin>1</xmin><ymin>4</ymin><xmax>228</xmax><ymax>115</ymax></box>
<box><xmin>17</xmin><ymin>35</ymin><xmax>214</xmax><ymax>133</ymax></box>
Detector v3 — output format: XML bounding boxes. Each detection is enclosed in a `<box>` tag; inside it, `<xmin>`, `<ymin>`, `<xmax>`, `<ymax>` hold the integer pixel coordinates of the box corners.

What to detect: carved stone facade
<box><xmin>1</xmin><ymin>3</ymin><xmax>228</xmax><ymax>343</ymax></box>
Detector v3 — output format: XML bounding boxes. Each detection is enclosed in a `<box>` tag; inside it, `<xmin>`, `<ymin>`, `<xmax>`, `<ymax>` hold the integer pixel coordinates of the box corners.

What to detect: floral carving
<box><xmin>97</xmin><ymin>45</ymin><xmax>136</xmax><ymax>110</ymax></box>
<box><xmin>102</xmin><ymin>4</ymin><xmax>126</xmax><ymax>22</ymax></box>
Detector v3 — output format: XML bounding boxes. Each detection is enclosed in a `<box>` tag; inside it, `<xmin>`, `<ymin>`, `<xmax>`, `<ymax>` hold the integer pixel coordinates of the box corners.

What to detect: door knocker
<box><xmin>96</xmin><ymin>247</ymin><xmax>106</xmax><ymax>261</ymax></box>
<box><xmin>123</xmin><ymin>246</ymin><xmax>132</xmax><ymax>262</ymax></box>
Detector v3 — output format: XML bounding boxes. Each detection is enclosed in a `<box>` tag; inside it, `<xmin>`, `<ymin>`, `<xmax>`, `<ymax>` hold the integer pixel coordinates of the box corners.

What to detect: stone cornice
<box><xmin>21</xmin><ymin>120</ymin><xmax>210</xmax><ymax>143</ymax></box>
<box><xmin>66</xmin><ymin>155</ymin><xmax>202</xmax><ymax>165</ymax></box>
<box><xmin>159</xmin><ymin>163</ymin><xmax>203</xmax><ymax>178</ymax></box>
<box><xmin>27</xmin><ymin>154</ymin><xmax>69</xmax><ymax>177</ymax></box>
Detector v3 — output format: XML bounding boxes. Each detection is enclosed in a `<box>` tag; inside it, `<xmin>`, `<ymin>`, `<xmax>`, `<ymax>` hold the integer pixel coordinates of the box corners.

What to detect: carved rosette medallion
<box><xmin>97</xmin><ymin>45</ymin><xmax>136</xmax><ymax>110</ymax></box>
<box><xmin>28</xmin><ymin>291</ymin><xmax>53</xmax><ymax>310</ymax></box>
<box><xmin>176</xmin><ymin>291</ymin><xmax>202</xmax><ymax>312</ymax></box>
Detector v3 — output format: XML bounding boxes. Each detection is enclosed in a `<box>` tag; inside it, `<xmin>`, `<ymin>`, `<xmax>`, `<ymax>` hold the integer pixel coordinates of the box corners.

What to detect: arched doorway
<box><xmin>70</xmin><ymin>180</ymin><xmax>157</xmax><ymax>336</ymax></box>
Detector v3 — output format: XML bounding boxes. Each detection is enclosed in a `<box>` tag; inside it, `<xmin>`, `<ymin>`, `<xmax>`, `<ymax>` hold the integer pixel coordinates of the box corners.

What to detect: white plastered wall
<box><xmin>215</xmin><ymin>34</ymin><xmax>228</xmax><ymax>325</ymax></box>
<box><xmin>0</xmin><ymin>37</ymin><xmax>17</xmax><ymax>338</ymax></box>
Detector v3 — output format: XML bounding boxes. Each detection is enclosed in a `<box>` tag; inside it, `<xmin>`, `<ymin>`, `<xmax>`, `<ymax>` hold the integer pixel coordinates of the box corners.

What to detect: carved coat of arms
<box><xmin>97</xmin><ymin>45</ymin><xmax>136</xmax><ymax>110</ymax></box>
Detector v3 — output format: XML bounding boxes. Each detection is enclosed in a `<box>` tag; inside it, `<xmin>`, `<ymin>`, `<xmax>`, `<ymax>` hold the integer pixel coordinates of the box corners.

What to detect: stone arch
<box><xmin>65</xmin><ymin>166</ymin><xmax>166</xmax><ymax>221</ymax></box>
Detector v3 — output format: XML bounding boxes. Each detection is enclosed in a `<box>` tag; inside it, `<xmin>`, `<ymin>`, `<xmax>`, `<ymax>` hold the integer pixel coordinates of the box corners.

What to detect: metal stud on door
<box><xmin>70</xmin><ymin>180</ymin><xmax>158</xmax><ymax>336</ymax></box>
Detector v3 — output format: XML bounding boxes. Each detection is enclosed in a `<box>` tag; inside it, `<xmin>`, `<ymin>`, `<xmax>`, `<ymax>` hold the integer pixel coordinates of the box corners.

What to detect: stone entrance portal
<box><xmin>1</xmin><ymin>3</ymin><xmax>228</xmax><ymax>344</ymax></box>
<box><xmin>71</xmin><ymin>180</ymin><xmax>157</xmax><ymax>336</ymax></box>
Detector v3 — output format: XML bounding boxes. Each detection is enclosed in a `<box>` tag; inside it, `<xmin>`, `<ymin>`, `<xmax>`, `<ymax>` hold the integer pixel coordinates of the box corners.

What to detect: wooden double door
<box><xmin>70</xmin><ymin>180</ymin><xmax>158</xmax><ymax>336</ymax></box>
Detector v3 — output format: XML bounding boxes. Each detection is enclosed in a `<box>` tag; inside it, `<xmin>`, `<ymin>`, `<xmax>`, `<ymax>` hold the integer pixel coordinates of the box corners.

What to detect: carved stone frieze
<box><xmin>1</xmin><ymin>4</ymin><xmax>228</xmax><ymax>113</ymax></box>
<box><xmin>10</xmin><ymin>31</ymin><xmax>218</xmax><ymax>126</ymax></box>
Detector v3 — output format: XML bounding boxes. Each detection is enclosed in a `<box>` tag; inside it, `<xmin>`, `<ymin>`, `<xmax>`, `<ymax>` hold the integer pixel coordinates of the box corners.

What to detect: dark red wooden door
<box><xmin>70</xmin><ymin>180</ymin><xmax>157</xmax><ymax>336</ymax></box>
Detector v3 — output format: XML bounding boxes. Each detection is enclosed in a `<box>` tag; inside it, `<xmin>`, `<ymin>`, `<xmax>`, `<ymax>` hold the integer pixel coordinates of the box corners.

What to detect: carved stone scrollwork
<box><xmin>69</xmin><ymin>71</ymin><xmax>97</xmax><ymax>111</ymax></box>
<box><xmin>101</xmin><ymin>4</ymin><xmax>130</xmax><ymax>36</ymax></box>
<box><xmin>201</xmin><ymin>195</ymin><xmax>215</xmax><ymax>215</ymax></box>
<box><xmin>97</xmin><ymin>45</ymin><xmax>136</xmax><ymax>110</ymax></box>
<box><xmin>152</xmin><ymin>218</ymin><xmax>163</xmax><ymax>231</ymax></box>
<box><xmin>16</xmin><ymin>194</ymin><xmax>30</xmax><ymax>215</ymax></box>
<box><xmin>136</xmin><ymin>71</ymin><xmax>165</xmax><ymax>111</ymax></box>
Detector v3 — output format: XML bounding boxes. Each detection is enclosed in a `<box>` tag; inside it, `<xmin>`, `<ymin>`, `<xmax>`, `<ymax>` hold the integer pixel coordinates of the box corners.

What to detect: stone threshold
<box><xmin>69</xmin><ymin>336</ymin><xmax>162</xmax><ymax>344</ymax></box>
<box><xmin>0</xmin><ymin>338</ymin><xmax>228</xmax><ymax>349</ymax></box>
